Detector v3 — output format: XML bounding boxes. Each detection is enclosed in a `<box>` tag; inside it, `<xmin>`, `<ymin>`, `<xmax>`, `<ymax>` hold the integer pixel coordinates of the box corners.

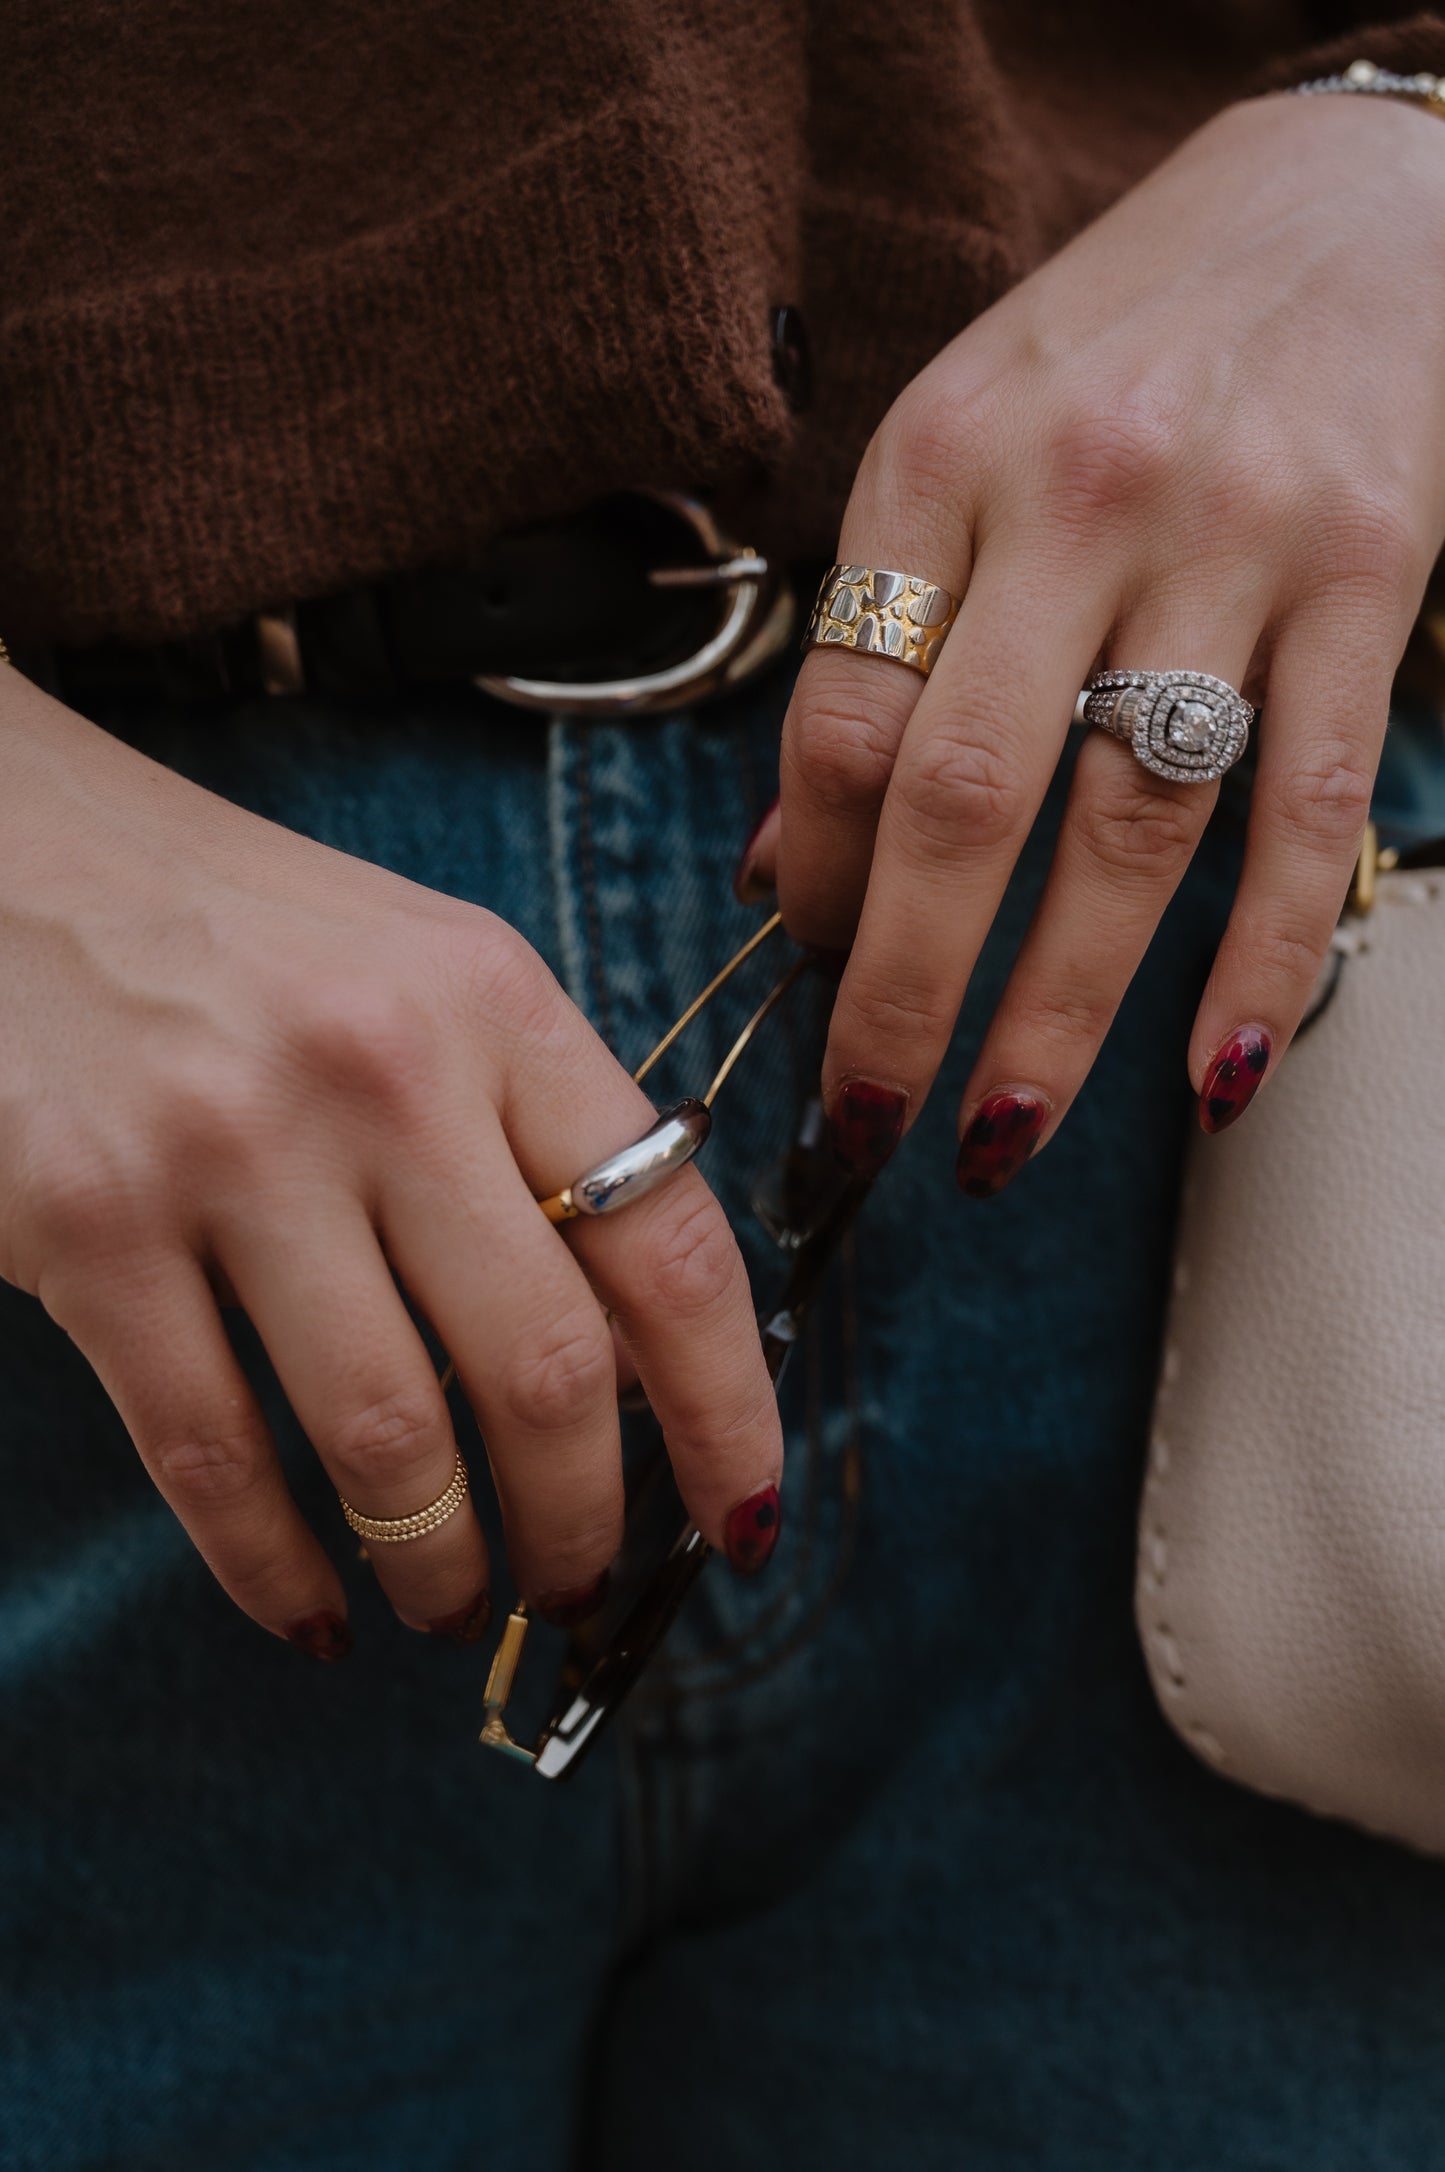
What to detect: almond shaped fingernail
<box><xmin>829</xmin><ymin>1079</ymin><xmax>908</xmax><ymax>1176</ymax></box>
<box><xmin>1199</xmin><ymin>1027</ymin><xmax>1272</xmax><ymax>1133</ymax></box>
<box><xmin>426</xmin><ymin>1587</ymin><xmax>493</xmax><ymax>1645</ymax></box>
<box><xmin>956</xmin><ymin>1090</ymin><xmax>1049</xmax><ymax>1199</ymax></box>
<box><xmin>285</xmin><ymin>1610</ymin><xmax>353</xmax><ymax>1662</ymax></box>
<box><xmin>724</xmin><ymin>1484</ymin><xmax>781</xmax><ymax>1574</ymax></box>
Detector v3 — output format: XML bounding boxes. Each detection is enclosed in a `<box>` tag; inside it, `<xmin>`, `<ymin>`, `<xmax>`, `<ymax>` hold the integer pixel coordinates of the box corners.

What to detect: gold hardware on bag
<box><xmin>1349</xmin><ymin>822</ymin><xmax>1399</xmax><ymax>916</ymax></box>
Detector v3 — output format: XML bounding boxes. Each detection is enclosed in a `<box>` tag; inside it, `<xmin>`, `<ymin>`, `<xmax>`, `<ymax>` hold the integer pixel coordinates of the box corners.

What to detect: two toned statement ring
<box><xmin>804</xmin><ymin>564</ymin><xmax>1255</xmax><ymax>783</ymax></box>
<box><xmin>1071</xmin><ymin>668</ymin><xmax>1254</xmax><ymax>785</ymax></box>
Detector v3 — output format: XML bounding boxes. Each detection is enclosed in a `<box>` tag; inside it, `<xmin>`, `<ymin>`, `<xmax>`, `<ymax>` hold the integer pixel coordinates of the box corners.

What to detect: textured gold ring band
<box><xmin>804</xmin><ymin>564</ymin><xmax>962</xmax><ymax>678</ymax></box>
<box><xmin>338</xmin><ymin>1449</ymin><xmax>469</xmax><ymax>1545</ymax></box>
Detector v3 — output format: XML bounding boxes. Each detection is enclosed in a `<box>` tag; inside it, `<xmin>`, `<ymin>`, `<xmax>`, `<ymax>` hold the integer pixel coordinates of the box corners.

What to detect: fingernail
<box><xmin>285</xmin><ymin>1610</ymin><xmax>353</xmax><ymax>1662</ymax></box>
<box><xmin>724</xmin><ymin>1484</ymin><xmax>781</xmax><ymax>1574</ymax></box>
<box><xmin>732</xmin><ymin>796</ymin><xmax>779</xmax><ymax>906</ymax></box>
<box><xmin>426</xmin><ymin>1587</ymin><xmax>493</xmax><ymax>1645</ymax></box>
<box><xmin>1199</xmin><ymin>1026</ymin><xmax>1272</xmax><ymax>1133</ymax></box>
<box><xmin>829</xmin><ymin>1079</ymin><xmax>908</xmax><ymax>1176</ymax></box>
<box><xmin>535</xmin><ymin>1569</ymin><xmax>610</xmax><ymax>1629</ymax></box>
<box><xmin>956</xmin><ymin>1089</ymin><xmax>1049</xmax><ymax>1199</ymax></box>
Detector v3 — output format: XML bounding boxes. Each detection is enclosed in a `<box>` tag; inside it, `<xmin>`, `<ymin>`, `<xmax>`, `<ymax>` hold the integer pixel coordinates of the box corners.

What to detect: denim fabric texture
<box><xmin>3</xmin><ymin>667</ymin><xmax>1444</xmax><ymax>2172</ymax></box>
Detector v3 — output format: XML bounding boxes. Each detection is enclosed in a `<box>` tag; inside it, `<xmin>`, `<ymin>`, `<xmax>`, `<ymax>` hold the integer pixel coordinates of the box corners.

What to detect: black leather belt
<box><xmin>23</xmin><ymin>492</ymin><xmax>799</xmax><ymax>717</ymax></box>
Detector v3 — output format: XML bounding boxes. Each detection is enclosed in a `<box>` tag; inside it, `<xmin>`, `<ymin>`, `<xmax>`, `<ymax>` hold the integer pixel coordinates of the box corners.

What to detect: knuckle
<box><xmin>162</xmin><ymin>1055</ymin><xmax>280</xmax><ymax>1175</ymax></box>
<box><xmin>18</xmin><ymin>1138</ymin><xmax>152</xmax><ymax>1265</ymax></box>
<box><xmin>455</xmin><ymin>915</ymin><xmax>566</xmax><ymax>1048</ymax></box>
<box><xmin>657</xmin><ymin>1377</ymin><xmax>781</xmax><ymax>1473</ymax></box>
<box><xmin>1043</xmin><ymin>394</ymin><xmax>1177</xmax><ymax>525</ymax></box>
<box><xmin>634</xmin><ymin>1183</ymin><xmax>742</xmax><ymax>1322</ymax></box>
<box><xmin>1250</xmin><ymin>912</ymin><xmax>1335</xmax><ymax>989</ymax></box>
<box><xmin>1266</xmin><ymin>741</ymin><xmax>1376</xmax><ymax>850</ymax></box>
<box><xmin>870</xmin><ymin>381</ymin><xmax>975</xmax><ymax>509</ymax></box>
<box><xmin>287</xmin><ymin>984</ymin><xmax>438</xmax><ymax>1123</ymax></box>
<box><xmin>497</xmin><ymin>1307</ymin><xmax>615</xmax><ymax>1433</ymax></box>
<box><xmin>1310</xmin><ymin>483</ymin><xmax>1420</xmax><ymax>597</ymax></box>
<box><xmin>1074</xmin><ymin>779</ymin><xmax>1203</xmax><ymax>883</ymax></box>
<box><xmin>150</xmin><ymin>1416</ymin><xmax>263</xmax><ymax>1510</ymax></box>
<box><xmin>1002</xmin><ymin>976</ymin><xmax>1115</xmax><ymax>1052</ymax></box>
<box><xmin>840</xmin><ymin>968</ymin><xmax>953</xmax><ymax>1058</ymax></box>
<box><xmin>786</xmin><ymin>691</ymin><xmax>900</xmax><ymax>819</ymax></box>
<box><xmin>327</xmin><ymin>1386</ymin><xmax>444</xmax><ymax>1492</ymax></box>
<box><xmin>897</xmin><ymin>721</ymin><xmax>1027</xmax><ymax>855</ymax></box>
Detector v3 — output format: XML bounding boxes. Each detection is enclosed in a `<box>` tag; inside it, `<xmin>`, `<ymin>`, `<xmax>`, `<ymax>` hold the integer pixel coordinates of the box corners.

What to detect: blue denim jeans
<box><xmin>4</xmin><ymin>668</ymin><xmax>1445</xmax><ymax>2172</ymax></box>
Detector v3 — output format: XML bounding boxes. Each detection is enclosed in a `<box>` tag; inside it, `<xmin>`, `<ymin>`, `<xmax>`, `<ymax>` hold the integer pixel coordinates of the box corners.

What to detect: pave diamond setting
<box><xmin>1082</xmin><ymin>669</ymin><xmax>1253</xmax><ymax>784</ymax></box>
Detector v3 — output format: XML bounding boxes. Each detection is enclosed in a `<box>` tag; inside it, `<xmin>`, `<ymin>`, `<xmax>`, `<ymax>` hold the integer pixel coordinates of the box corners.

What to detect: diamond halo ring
<box><xmin>1073</xmin><ymin>669</ymin><xmax>1254</xmax><ymax>785</ymax></box>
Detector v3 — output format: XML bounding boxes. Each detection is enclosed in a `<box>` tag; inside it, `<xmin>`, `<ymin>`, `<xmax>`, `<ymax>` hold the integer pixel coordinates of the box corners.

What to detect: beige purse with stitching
<box><xmin>1136</xmin><ymin>835</ymin><xmax>1445</xmax><ymax>1854</ymax></box>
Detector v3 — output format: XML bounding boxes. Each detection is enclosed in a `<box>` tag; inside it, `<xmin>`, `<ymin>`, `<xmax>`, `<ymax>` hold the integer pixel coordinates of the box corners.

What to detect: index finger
<box><xmin>495</xmin><ymin>1000</ymin><xmax>786</xmax><ymax>1577</ymax></box>
<box><xmin>818</xmin><ymin>541</ymin><xmax>1112</xmax><ymax>1155</ymax></box>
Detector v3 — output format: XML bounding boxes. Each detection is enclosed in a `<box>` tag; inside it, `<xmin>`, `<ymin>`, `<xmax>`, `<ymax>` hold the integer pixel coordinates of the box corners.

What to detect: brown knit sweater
<box><xmin>5</xmin><ymin>2</ymin><xmax>1445</xmax><ymax>645</ymax></box>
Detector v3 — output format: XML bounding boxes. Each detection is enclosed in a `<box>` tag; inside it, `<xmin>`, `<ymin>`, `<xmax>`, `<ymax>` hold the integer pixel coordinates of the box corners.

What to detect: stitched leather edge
<box><xmin>1135</xmin><ymin>872</ymin><xmax>1442</xmax><ymax>1798</ymax></box>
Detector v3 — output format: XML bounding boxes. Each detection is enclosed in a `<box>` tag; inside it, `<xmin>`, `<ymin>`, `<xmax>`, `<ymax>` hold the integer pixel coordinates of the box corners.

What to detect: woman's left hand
<box><xmin>745</xmin><ymin>90</ymin><xmax>1445</xmax><ymax>1190</ymax></box>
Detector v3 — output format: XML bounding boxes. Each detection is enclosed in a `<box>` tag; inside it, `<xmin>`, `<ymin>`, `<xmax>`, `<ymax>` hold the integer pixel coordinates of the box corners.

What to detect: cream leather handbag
<box><xmin>1136</xmin><ymin>834</ymin><xmax>1445</xmax><ymax>1854</ymax></box>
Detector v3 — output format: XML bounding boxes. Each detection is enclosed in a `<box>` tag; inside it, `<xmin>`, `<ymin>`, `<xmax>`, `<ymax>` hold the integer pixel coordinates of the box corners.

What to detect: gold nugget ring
<box><xmin>804</xmin><ymin>564</ymin><xmax>962</xmax><ymax>678</ymax></box>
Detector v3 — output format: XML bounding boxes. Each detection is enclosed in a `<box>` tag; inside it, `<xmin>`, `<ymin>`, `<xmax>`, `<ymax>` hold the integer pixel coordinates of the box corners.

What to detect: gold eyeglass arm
<box><xmin>702</xmin><ymin>955</ymin><xmax>809</xmax><ymax>1108</ymax></box>
<box><xmin>631</xmin><ymin>910</ymin><xmax>782</xmax><ymax>1086</ymax></box>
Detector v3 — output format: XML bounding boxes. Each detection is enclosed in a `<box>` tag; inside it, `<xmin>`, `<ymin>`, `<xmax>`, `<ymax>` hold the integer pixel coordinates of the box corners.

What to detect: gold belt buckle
<box><xmin>474</xmin><ymin>489</ymin><xmax>795</xmax><ymax>717</ymax></box>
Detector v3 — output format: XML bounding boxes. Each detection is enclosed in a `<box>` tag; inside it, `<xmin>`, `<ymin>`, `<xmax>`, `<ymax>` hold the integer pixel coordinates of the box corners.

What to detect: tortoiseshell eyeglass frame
<box><xmin>447</xmin><ymin>910</ymin><xmax>874</xmax><ymax>1781</ymax></box>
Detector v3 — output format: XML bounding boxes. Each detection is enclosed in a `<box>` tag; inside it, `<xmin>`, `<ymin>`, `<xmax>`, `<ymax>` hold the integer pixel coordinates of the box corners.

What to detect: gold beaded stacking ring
<box><xmin>804</xmin><ymin>564</ymin><xmax>963</xmax><ymax>678</ymax></box>
<box><xmin>338</xmin><ymin>1448</ymin><xmax>470</xmax><ymax>1545</ymax></box>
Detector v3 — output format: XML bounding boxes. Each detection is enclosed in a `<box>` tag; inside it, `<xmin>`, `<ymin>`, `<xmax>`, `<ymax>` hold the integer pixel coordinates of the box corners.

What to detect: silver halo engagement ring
<box><xmin>1073</xmin><ymin>669</ymin><xmax>1254</xmax><ymax>785</ymax></box>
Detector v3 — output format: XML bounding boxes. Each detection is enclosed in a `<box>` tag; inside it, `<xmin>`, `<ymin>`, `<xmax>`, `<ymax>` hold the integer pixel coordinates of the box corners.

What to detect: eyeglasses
<box><xmin>445</xmin><ymin>910</ymin><xmax>874</xmax><ymax>1780</ymax></box>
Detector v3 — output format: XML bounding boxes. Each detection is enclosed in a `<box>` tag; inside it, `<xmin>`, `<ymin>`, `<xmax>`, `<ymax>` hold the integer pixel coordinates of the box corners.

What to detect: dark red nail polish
<box><xmin>1199</xmin><ymin>1027</ymin><xmax>1272</xmax><ymax>1133</ymax></box>
<box><xmin>830</xmin><ymin>1079</ymin><xmax>908</xmax><ymax>1176</ymax></box>
<box><xmin>426</xmin><ymin>1588</ymin><xmax>493</xmax><ymax>1645</ymax></box>
<box><xmin>535</xmin><ymin>1569</ymin><xmax>610</xmax><ymax>1629</ymax></box>
<box><xmin>956</xmin><ymin>1089</ymin><xmax>1048</xmax><ymax>1199</ymax></box>
<box><xmin>732</xmin><ymin>796</ymin><xmax>779</xmax><ymax>905</ymax></box>
<box><xmin>285</xmin><ymin>1610</ymin><xmax>353</xmax><ymax>1662</ymax></box>
<box><xmin>724</xmin><ymin>1485</ymin><xmax>781</xmax><ymax>1574</ymax></box>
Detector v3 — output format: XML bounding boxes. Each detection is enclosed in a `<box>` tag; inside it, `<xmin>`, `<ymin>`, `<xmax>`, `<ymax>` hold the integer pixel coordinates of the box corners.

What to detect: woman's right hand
<box><xmin>0</xmin><ymin>667</ymin><xmax>783</xmax><ymax>1654</ymax></box>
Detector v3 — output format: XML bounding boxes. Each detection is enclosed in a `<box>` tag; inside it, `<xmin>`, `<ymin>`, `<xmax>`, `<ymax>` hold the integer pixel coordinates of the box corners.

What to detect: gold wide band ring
<box><xmin>804</xmin><ymin>563</ymin><xmax>963</xmax><ymax>678</ymax></box>
<box><xmin>338</xmin><ymin>1449</ymin><xmax>470</xmax><ymax>1545</ymax></box>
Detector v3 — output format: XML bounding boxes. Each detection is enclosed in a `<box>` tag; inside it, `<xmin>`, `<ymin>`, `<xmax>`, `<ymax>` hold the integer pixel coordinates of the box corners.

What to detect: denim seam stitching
<box><xmin>574</xmin><ymin>727</ymin><xmax>618</xmax><ymax>1055</ymax></box>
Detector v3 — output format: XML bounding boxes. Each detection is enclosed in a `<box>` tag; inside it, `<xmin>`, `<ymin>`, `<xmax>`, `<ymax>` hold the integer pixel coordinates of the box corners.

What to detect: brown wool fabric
<box><xmin>4</xmin><ymin>3</ymin><xmax>1445</xmax><ymax>645</ymax></box>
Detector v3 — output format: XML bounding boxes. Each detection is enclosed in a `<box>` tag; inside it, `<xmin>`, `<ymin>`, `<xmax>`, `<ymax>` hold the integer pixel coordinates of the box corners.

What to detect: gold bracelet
<box><xmin>1293</xmin><ymin>58</ymin><xmax>1445</xmax><ymax>119</ymax></box>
